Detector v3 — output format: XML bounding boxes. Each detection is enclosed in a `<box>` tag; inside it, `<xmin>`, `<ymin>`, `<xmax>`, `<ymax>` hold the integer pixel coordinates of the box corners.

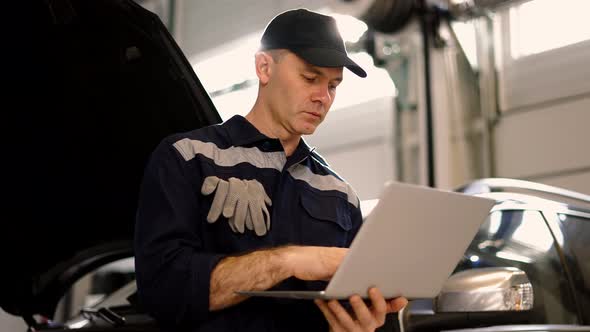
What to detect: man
<box><xmin>134</xmin><ymin>8</ymin><xmax>407</xmax><ymax>332</ymax></box>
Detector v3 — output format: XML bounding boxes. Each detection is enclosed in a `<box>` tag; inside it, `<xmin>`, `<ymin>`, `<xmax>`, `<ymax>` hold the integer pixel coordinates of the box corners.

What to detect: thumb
<box><xmin>386</xmin><ymin>297</ymin><xmax>408</xmax><ymax>313</ymax></box>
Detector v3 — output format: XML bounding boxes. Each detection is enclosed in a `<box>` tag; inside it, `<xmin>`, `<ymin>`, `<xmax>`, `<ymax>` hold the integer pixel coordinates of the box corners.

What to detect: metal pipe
<box><xmin>418</xmin><ymin>2</ymin><xmax>436</xmax><ymax>187</ymax></box>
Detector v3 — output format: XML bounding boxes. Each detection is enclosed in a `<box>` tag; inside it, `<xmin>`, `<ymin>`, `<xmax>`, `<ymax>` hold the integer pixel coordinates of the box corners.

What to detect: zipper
<box><xmin>286</xmin><ymin>147</ymin><xmax>316</xmax><ymax>171</ymax></box>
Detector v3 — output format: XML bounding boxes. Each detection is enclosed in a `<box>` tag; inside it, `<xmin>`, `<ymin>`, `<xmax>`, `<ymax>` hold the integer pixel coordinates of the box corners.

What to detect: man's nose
<box><xmin>311</xmin><ymin>84</ymin><xmax>331</xmax><ymax>105</ymax></box>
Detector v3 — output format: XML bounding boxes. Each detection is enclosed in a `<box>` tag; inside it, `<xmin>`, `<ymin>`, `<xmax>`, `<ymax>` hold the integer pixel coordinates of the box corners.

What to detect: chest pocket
<box><xmin>299</xmin><ymin>189</ymin><xmax>352</xmax><ymax>247</ymax></box>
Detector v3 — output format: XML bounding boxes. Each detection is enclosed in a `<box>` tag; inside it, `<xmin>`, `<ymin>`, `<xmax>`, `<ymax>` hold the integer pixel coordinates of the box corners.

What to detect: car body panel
<box><xmin>1</xmin><ymin>0</ymin><xmax>220</xmax><ymax>323</ymax></box>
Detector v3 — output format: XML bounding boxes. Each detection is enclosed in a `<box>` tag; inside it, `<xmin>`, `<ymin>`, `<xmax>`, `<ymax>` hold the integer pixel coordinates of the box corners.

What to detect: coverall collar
<box><xmin>223</xmin><ymin>115</ymin><xmax>314</xmax><ymax>156</ymax></box>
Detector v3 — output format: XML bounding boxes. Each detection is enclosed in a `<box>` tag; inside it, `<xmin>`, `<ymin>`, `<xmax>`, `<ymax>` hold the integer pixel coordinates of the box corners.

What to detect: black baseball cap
<box><xmin>260</xmin><ymin>8</ymin><xmax>367</xmax><ymax>78</ymax></box>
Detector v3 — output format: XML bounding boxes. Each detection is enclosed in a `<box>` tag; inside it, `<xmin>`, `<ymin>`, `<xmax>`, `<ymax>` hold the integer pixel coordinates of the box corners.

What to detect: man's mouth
<box><xmin>304</xmin><ymin>111</ymin><xmax>321</xmax><ymax>119</ymax></box>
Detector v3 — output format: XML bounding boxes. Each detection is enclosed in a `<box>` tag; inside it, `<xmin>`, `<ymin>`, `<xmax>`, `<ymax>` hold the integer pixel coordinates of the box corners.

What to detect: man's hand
<box><xmin>314</xmin><ymin>288</ymin><xmax>408</xmax><ymax>332</ymax></box>
<box><xmin>209</xmin><ymin>246</ymin><xmax>348</xmax><ymax>311</ymax></box>
<box><xmin>285</xmin><ymin>246</ymin><xmax>348</xmax><ymax>281</ymax></box>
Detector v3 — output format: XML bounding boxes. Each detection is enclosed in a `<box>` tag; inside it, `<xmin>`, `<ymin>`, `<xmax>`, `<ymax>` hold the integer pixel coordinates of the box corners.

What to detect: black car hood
<box><xmin>1</xmin><ymin>0</ymin><xmax>221</xmax><ymax>321</ymax></box>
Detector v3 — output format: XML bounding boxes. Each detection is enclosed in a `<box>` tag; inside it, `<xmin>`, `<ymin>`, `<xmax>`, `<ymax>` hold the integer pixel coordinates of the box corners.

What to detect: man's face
<box><xmin>264</xmin><ymin>51</ymin><xmax>343</xmax><ymax>136</ymax></box>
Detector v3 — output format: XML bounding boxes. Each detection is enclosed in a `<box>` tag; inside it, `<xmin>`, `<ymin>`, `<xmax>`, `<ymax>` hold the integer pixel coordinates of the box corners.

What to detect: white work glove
<box><xmin>243</xmin><ymin>179</ymin><xmax>272</xmax><ymax>236</ymax></box>
<box><xmin>201</xmin><ymin>176</ymin><xmax>229</xmax><ymax>223</ymax></box>
<box><xmin>224</xmin><ymin>177</ymin><xmax>249</xmax><ymax>233</ymax></box>
<box><xmin>201</xmin><ymin>176</ymin><xmax>272</xmax><ymax>236</ymax></box>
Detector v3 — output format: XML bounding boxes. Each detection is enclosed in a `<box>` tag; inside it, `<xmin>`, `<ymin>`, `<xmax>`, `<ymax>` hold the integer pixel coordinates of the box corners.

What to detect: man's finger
<box><xmin>314</xmin><ymin>299</ymin><xmax>342</xmax><ymax>330</ymax></box>
<box><xmin>350</xmin><ymin>295</ymin><xmax>376</xmax><ymax>330</ymax></box>
<box><xmin>386</xmin><ymin>297</ymin><xmax>409</xmax><ymax>313</ymax></box>
<box><xmin>328</xmin><ymin>299</ymin><xmax>356</xmax><ymax>330</ymax></box>
<box><xmin>368</xmin><ymin>288</ymin><xmax>387</xmax><ymax>326</ymax></box>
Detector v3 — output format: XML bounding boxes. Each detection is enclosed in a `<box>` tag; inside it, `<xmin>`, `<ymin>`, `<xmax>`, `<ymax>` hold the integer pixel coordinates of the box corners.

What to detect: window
<box><xmin>510</xmin><ymin>0</ymin><xmax>590</xmax><ymax>59</ymax></box>
<box><xmin>450</xmin><ymin>20</ymin><xmax>478</xmax><ymax>69</ymax></box>
<box><xmin>494</xmin><ymin>0</ymin><xmax>590</xmax><ymax>111</ymax></box>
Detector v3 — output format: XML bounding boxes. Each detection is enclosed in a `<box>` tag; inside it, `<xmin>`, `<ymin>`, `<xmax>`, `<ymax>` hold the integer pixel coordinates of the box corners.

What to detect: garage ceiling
<box><xmin>172</xmin><ymin>0</ymin><xmax>373</xmax><ymax>60</ymax></box>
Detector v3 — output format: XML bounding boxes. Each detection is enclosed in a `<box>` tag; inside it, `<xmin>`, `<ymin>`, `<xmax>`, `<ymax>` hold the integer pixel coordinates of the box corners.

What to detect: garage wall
<box><xmin>494</xmin><ymin>97</ymin><xmax>590</xmax><ymax>193</ymax></box>
<box><xmin>305</xmin><ymin>97</ymin><xmax>396</xmax><ymax>201</ymax></box>
<box><xmin>493</xmin><ymin>21</ymin><xmax>590</xmax><ymax>195</ymax></box>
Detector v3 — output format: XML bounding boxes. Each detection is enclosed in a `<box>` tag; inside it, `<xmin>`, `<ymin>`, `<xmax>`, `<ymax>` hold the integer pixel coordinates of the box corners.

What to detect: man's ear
<box><xmin>255</xmin><ymin>52</ymin><xmax>272</xmax><ymax>85</ymax></box>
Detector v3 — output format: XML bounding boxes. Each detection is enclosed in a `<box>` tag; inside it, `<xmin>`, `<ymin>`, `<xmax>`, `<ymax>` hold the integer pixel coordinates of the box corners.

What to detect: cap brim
<box><xmin>293</xmin><ymin>48</ymin><xmax>367</xmax><ymax>78</ymax></box>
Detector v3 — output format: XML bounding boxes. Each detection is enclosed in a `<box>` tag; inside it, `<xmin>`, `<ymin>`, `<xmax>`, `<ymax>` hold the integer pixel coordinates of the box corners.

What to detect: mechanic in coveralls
<box><xmin>134</xmin><ymin>8</ymin><xmax>408</xmax><ymax>332</ymax></box>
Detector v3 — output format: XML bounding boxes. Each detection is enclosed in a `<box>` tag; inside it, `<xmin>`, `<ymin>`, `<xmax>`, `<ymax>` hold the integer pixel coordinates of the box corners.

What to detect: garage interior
<box><xmin>2</xmin><ymin>0</ymin><xmax>589</xmax><ymax>331</ymax></box>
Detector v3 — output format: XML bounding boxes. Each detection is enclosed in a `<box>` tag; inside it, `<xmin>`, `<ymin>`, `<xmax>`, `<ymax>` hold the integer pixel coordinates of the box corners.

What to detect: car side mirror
<box><xmin>435</xmin><ymin>267</ymin><xmax>533</xmax><ymax>312</ymax></box>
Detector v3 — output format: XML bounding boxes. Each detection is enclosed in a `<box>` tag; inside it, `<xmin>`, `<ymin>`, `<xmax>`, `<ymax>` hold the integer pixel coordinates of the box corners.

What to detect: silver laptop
<box><xmin>237</xmin><ymin>181</ymin><xmax>496</xmax><ymax>300</ymax></box>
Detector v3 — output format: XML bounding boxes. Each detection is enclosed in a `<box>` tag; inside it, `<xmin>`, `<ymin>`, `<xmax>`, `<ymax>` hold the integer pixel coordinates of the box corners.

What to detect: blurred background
<box><xmin>142</xmin><ymin>0</ymin><xmax>590</xmax><ymax>201</ymax></box>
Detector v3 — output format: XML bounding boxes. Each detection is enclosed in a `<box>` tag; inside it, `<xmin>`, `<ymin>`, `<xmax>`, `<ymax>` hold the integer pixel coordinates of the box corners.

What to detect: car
<box><xmin>6</xmin><ymin>175</ymin><xmax>590</xmax><ymax>332</ymax></box>
<box><xmin>400</xmin><ymin>178</ymin><xmax>590</xmax><ymax>332</ymax></box>
<box><xmin>3</xmin><ymin>1</ymin><xmax>590</xmax><ymax>332</ymax></box>
<box><xmin>1</xmin><ymin>0</ymin><xmax>220</xmax><ymax>330</ymax></box>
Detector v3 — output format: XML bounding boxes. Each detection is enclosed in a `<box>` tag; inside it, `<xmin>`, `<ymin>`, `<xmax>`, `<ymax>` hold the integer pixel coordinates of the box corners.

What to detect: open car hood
<box><xmin>1</xmin><ymin>0</ymin><xmax>221</xmax><ymax>322</ymax></box>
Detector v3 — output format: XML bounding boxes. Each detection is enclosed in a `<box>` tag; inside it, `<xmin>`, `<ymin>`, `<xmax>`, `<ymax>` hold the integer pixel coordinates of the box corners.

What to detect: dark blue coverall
<box><xmin>135</xmin><ymin>115</ymin><xmax>363</xmax><ymax>331</ymax></box>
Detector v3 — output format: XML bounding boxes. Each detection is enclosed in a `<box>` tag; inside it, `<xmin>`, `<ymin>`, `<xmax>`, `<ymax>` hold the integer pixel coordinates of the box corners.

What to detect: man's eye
<box><xmin>302</xmin><ymin>75</ymin><xmax>316</xmax><ymax>82</ymax></box>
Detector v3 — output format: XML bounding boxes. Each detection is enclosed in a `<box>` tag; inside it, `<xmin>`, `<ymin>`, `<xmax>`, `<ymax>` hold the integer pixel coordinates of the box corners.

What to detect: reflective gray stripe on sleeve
<box><xmin>173</xmin><ymin>138</ymin><xmax>286</xmax><ymax>170</ymax></box>
<box><xmin>288</xmin><ymin>164</ymin><xmax>359</xmax><ymax>208</ymax></box>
